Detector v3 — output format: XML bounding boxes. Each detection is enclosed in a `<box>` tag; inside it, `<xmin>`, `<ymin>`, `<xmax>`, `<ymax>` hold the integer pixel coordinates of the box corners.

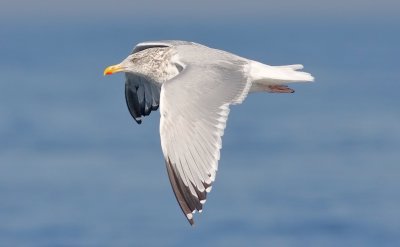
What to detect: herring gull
<box><xmin>104</xmin><ymin>40</ymin><xmax>314</xmax><ymax>225</ymax></box>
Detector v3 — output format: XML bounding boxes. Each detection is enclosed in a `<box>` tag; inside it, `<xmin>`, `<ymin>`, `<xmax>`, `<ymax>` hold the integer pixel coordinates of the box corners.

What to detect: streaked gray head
<box><xmin>104</xmin><ymin>47</ymin><xmax>172</xmax><ymax>78</ymax></box>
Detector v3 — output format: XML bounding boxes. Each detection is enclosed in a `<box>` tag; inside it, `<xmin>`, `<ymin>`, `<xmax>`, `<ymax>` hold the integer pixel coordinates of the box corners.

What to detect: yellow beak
<box><xmin>103</xmin><ymin>64</ymin><xmax>124</xmax><ymax>76</ymax></box>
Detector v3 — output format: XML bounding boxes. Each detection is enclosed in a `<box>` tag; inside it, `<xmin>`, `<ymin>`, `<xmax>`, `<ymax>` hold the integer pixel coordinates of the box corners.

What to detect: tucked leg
<box><xmin>267</xmin><ymin>85</ymin><xmax>295</xmax><ymax>93</ymax></box>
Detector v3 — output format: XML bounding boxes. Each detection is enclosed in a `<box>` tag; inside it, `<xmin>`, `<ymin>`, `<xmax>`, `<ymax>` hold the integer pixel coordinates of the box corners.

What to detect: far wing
<box><xmin>159</xmin><ymin>58</ymin><xmax>251</xmax><ymax>225</ymax></box>
<box><xmin>131</xmin><ymin>40</ymin><xmax>196</xmax><ymax>54</ymax></box>
<box><xmin>125</xmin><ymin>73</ymin><xmax>161</xmax><ymax>124</ymax></box>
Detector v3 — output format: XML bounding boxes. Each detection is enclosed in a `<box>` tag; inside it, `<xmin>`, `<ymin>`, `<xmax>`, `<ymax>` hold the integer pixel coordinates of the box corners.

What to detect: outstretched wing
<box><xmin>159</xmin><ymin>47</ymin><xmax>252</xmax><ymax>224</ymax></box>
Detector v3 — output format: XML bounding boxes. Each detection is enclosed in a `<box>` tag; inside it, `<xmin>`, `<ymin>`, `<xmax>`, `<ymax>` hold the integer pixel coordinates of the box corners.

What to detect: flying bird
<box><xmin>104</xmin><ymin>40</ymin><xmax>314</xmax><ymax>225</ymax></box>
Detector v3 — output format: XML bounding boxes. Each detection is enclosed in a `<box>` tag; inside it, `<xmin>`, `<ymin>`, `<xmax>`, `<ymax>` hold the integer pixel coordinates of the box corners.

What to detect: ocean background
<box><xmin>0</xmin><ymin>1</ymin><xmax>399</xmax><ymax>246</ymax></box>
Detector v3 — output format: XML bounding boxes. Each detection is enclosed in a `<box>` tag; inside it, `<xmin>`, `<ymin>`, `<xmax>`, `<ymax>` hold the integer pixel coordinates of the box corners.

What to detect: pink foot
<box><xmin>267</xmin><ymin>85</ymin><xmax>295</xmax><ymax>93</ymax></box>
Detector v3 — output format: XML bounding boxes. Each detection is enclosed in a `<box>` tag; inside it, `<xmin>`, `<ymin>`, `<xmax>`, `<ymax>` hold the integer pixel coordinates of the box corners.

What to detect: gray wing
<box><xmin>132</xmin><ymin>40</ymin><xmax>197</xmax><ymax>54</ymax></box>
<box><xmin>125</xmin><ymin>40</ymin><xmax>198</xmax><ymax>124</ymax></box>
<box><xmin>125</xmin><ymin>73</ymin><xmax>161</xmax><ymax>124</ymax></box>
<box><xmin>159</xmin><ymin>49</ymin><xmax>252</xmax><ymax>224</ymax></box>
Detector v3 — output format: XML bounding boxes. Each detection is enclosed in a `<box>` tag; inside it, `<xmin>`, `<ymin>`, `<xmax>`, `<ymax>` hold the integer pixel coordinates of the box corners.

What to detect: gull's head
<box><xmin>104</xmin><ymin>54</ymin><xmax>141</xmax><ymax>76</ymax></box>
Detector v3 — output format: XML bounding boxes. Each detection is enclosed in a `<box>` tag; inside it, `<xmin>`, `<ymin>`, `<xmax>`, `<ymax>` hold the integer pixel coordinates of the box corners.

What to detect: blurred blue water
<box><xmin>0</xmin><ymin>20</ymin><xmax>399</xmax><ymax>246</ymax></box>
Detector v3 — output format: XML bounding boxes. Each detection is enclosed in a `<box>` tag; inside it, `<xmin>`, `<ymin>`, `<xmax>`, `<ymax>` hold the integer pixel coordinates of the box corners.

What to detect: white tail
<box><xmin>249</xmin><ymin>61</ymin><xmax>314</xmax><ymax>93</ymax></box>
<box><xmin>250</xmin><ymin>61</ymin><xmax>314</xmax><ymax>83</ymax></box>
<box><xmin>275</xmin><ymin>64</ymin><xmax>304</xmax><ymax>70</ymax></box>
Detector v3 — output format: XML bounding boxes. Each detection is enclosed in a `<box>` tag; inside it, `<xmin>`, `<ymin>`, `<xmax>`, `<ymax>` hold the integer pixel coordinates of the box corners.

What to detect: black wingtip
<box><xmin>165</xmin><ymin>158</ymin><xmax>198</xmax><ymax>226</ymax></box>
<box><xmin>134</xmin><ymin>118</ymin><xmax>142</xmax><ymax>124</ymax></box>
<box><xmin>186</xmin><ymin>215</ymin><xmax>195</xmax><ymax>226</ymax></box>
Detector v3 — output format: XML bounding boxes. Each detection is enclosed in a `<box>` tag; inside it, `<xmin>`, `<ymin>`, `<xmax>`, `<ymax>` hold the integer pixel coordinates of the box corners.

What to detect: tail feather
<box><xmin>250</xmin><ymin>61</ymin><xmax>314</xmax><ymax>84</ymax></box>
<box><xmin>275</xmin><ymin>64</ymin><xmax>304</xmax><ymax>71</ymax></box>
<box><xmin>249</xmin><ymin>61</ymin><xmax>314</xmax><ymax>93</ymax></box>
<box><xmin>279</xmin><ymin>67</ymin><xmax>314</xmax><ymax>82</ymax></box>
